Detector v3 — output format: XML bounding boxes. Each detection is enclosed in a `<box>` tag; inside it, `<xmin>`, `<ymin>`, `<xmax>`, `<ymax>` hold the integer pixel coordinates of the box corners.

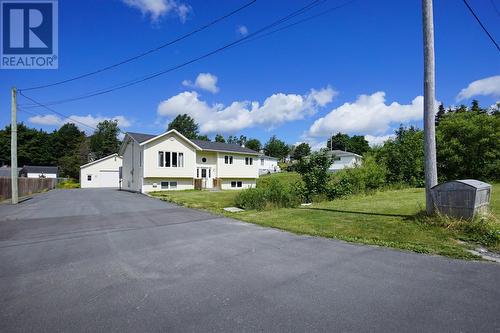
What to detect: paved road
<box><xmin>1</xmin><ymin>189</ymin><xmax>499</xmax><ymax>332</ymax></box>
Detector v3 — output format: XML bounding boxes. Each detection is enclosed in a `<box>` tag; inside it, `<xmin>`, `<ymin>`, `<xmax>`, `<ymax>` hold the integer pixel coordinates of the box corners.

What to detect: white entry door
<box><xmin>98</xmin><ymin>170</ymin><xmax>119</xmax><ymax>188</ymax></box>
<box><xmin>201</xmin><ymin>168</ymin><xmax>213</xmax><ymax>189</ymax></box>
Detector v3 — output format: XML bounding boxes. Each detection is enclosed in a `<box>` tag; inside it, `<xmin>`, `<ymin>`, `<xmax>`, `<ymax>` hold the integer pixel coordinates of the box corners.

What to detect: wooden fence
<box><xmin>0</xmin><ymin>177</ymin><xmax>57</xmax><ymax>201</ymax></box>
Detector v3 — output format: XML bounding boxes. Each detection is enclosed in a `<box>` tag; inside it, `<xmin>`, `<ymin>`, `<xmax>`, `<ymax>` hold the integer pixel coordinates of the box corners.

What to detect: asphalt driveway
<box><xmin>1</xmin><ymin>189</ymin><xmax>499</xmax><ymax>332</ymax></box>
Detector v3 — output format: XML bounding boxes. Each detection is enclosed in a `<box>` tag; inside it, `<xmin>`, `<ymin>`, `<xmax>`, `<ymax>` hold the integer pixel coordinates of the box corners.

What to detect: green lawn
<box><xmin>150</xmin><ymin>181</ymin><xmax>499</xmax><ymax>260</ymax></box>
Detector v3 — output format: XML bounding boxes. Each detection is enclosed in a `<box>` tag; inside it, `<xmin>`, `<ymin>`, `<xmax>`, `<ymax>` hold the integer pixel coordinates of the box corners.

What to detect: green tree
<box><xmin>435</xmin><ymin>103</ymin><xmax>446</xmax><ymax>126</ymax></box>
<box><xmin>296</xmin><ymin>151</ymin><xmax>333</xmax><ymax>201</ymax></box>
<box><xmin>196</xmin><ymin>134</ymin><xmax>210</xmax><ymax>141</ymax></box>
<box><xmin>326</xmin><ymin>133</ymin><xmax>369</xmax><ymax>155</ymax></box>
<box><xmin>291</xmin><ymin>142</ymin><xmax>311</xmax><ymax>160</ymax></box>
<box><xmin>349</xmin><ymin>135</ymin><xmax>370</xmax><ymax>155</ymax></box>
<box><xmin>226</xmin><ymin>135</ymin><xmax>238</xmax><ymax>144</ymax></box>
<box><xmin>264</xmin><ymin>135</ymin><xmax>290</xmax><ymax>161</ymax></box>
<box><xmin>375</xmin><ymin>125</ymin><xmax>424</xmax><ymax>186</ymax></box>
<box><xmin>214</xmin><ymin>134</ymin><xmax>226</xmax><ymax>143</ymax></box>
<box><xmin>245</xmin><ymin>138</ymin><xmax>261</xmax><ymax>152</ymax></box>
<box><xmin>51</xmin><ymin>123</ymin><xmax>86</xmax><ymax>179</ymax></box>
<box><xmin>167</xmin><ymin>114</ymin><xmax>199</xmax><ymax>139</ymax></box>
<box><xmin>0</xmin><ymin>123</ymin><xmax>53</xmax><ymax>166</ymax></box>
<box><xmin>90</xmin><ymin>120</ymin><xmax>121</xmax><ymax>159</ymax></box>
<box><xmin>436</xmin><ymin>108</ymin><xmax>499</xmax><ymax>181</ymax></box>
<box><xmin>327</xmin><ymin>133</ymin><xmax>350</xmax><ymax>151</ymax></box>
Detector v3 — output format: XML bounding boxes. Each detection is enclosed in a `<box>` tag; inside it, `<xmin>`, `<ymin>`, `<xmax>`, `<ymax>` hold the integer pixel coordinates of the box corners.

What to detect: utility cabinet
<box><xmin>431</xmin><ymin>180</ymin><xmax>491</xmax><ymax>219</ymax></box>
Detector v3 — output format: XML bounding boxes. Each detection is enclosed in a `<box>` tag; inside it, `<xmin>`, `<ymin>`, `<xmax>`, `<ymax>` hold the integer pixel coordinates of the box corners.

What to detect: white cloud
<box><xmin>365</xmin><ymin>134</ymin><xmax>395</xmax><ymax>147</ymax></box>
<box><xmin>28</xmin><ymin>114</ymin><xmax>132</xmax><ymax>133</ymax></box>
<box><xmin>237</xmin><ymin>25</ymin><xmax>248</xmax><ymax>36</ymax></box>
<box><xmin>308</xmin><ymin>92</ymin><xmax>424</xmax><ymax>137</ymax></box>
<box><xmin>157</xmin><ymin>86</ymin><xmax>336</xmax><ymax>133</ymax></box>
<box><xmin>456</xmin><ymin>75</ymin><xmax>500</xmax><ymax>101</ymax></box>
<box><xmin>182</xmin><ymin>73</ymin><xmax>220</xmax><ymax>93</ymax></box>
<box><xmin>122</xmin><ymin>0</ymin><xmax>191</xmax><ymax>22</ymax></box>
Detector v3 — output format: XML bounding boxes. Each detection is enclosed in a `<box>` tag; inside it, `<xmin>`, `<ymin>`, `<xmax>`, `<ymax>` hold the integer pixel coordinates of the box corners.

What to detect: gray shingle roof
<box><xmin>125</xmin><ymin>131</ymin><xmax>260</xmax><ymax>155</ymax></box>
<box><xmin>127</xmin><ymin>132</ymin><xmax>156</xmax><ymax>143</ymax></box>
<box><xmin>0</xmin><ymin>167</ymin><xmax>22</xmax><ymax>177</ymax></box>
<box><xmin>191</xmin><ymin>139</ymin><xmax>260</xmax><ymax>155</ymax></box>
<box><xmin>22</xmin><ymin>166</ymin><xmax>59</xmax><ymax>174</ymax></box>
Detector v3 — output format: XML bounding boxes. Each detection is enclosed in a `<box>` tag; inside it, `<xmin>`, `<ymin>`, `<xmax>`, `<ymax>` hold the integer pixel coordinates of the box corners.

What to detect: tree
<box><xmin>291</xmin><ymin>142</ymin><xmax>311</xmax><ymax>160</ymax></box>
<box><xmin>167</xmin><ymin>114</ymin><xmax>199</xmax><ymax>139</ymax></box>
<box><xmin>51</xmin><ymin>123</ymin><xmax>86</xmax><ymax>179</ymax></box>
<box><xmin>436</xmin><ymin>106</ymin><xmax>499</xmax><ymax>181</ymax></box>
<box><xmin>327</xmin><ymin>133</ymin><xmax>350</xmax><ymax>151</ymax></box>
<box><xmin>375</xmin><ymin>126</ymin><xmax>425</xmax><ymax>187</ymax></box>
<box><xmin>263</xmin><ymin>135</ymin><xmax>290</xmax><ymax>161</ymax></box>
<box><xmin>196</xmin><ymin>134</ymin><xmax>210</xmax><ymax>141</ymax></box>
<box><xmin>435</xmin><ymin>103</ymin><xmax>446</xmax><ymax>126</ymax></box>
<box><xmin>296</xmin><ymin>151</ymin><xmax>333</xmax><ymax>201</ymax></box>
<box><xmin>90</xmin><ymin>120</ymin><xmax>121</xmax><ymax>159</ymax></box>
<box><xmin>245</xmin><ymin>138</ymin><xmax>261</xmax><ymax>152</ymax></box>
<box><xmin>349</xmin><ymin>135</ymin><xmax>370</xmax><ymax>155</ymax></box>
<box><xmin>226</xmin><ymin>135</ymin><xmax>238</xmax><ymax>144</ymax></box>
<box><xmin>237</xmin><ymin>135</ymin><xmax>247</xmax><ymax>146</ymax></box>
<box><xmin>214</xmin><ymin>134</ymin><xmax>225</xmax><ymax>143</ymax></box>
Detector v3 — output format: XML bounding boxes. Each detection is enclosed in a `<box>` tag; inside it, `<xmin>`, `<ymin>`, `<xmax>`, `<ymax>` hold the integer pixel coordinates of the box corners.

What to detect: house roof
<box><xmin>80</xmin><ymin>153</ymin><xmax>122</xmax><ymax>169</ymax></box>
<box><xmin>123</xmin><ymin>131</ymin><xmax>260</xmax><ymax>155</ymax></box>
<box><xmin>258</xmin><ymin>154</ymin><xmax>279</xmax><ymax>160</ymax></box>
<box><xmin>327</xmin><ymin>150</ymin><xmax>362</xmax><ymax>158</ymax></box>
<box><xmin>22</xmin><ymin>165</ymin><xmax>58</xmax><ymax>174</ymax></box>
<box><xmin>0</xmin><ymin>167</ymin><xmax>22</xmax><ymax>177</ymax></box>
<box><xmin>191</xmin><ymin>139</ymin><xmax>260</xmax><ymax>155</ymax></box>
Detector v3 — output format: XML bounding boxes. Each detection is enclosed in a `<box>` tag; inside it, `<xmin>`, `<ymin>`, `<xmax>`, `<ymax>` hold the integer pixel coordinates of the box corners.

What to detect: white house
<box><xmin>258</xmin><ymin>155</ymin><xmax>280</xmax><ymax>175</ymax></box>
<box><xmin>327</xmin><ymin>150</ymin><xmax>362</xmax><ymax>172</ymax></box>
<box><xmin>80</xmin><ymin>154</ymin><xmax>123</xmax><ymax>188</ymax></box>
<box><xmin>21</xmin><ymin>166</ymin><xmax>58</xmax><ymax>178</ymax></box>
<box><xmin>119</xmin><ymin>130</ymin><xmax>260</xmax><ymax>192</ymax></box>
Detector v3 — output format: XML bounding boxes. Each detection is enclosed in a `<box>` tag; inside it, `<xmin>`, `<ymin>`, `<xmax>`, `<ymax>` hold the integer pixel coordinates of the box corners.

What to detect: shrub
<box><xmin>235</xmin><ymin>175</ymin><xmax>304</xmax><ymax>210</ymax></box>
<box><xmin>56</xmin><ymin>179</ymin><xmax>80</xmax><ymax>189</ymax></box>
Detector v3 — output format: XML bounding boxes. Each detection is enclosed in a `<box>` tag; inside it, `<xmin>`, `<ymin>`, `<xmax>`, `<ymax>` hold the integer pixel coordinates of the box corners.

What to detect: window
<box><xmin>245</xmin><ymin>157</ymin><xmax>253</xmax><ymax>165</ymax></box>
<box><xmin>261</xmin><ymin>158</ymin><xmax>265</xmax><ymax>166</ymax></box>
<box><xmin>333</xmin><ymin>156</ymin><xmax>341</xmax><ymax>161</ymax></box>
<box><xmin>87</xmin><ymin>175</ymin><xmax>92</xmax><ymax>181</ymax></box>
<box><xmin>201</xmin><ymin>157</ymin><xmax>207</xmax><ymax>163</ymax></box>
<box><xmin>208</xmin><ymin>169</ymin><xmax>211</xmax><ymax>178</ymax></box>
<box><xmin>231</xmin><ymin>181</ymin><xmax>242</xmax><ymax>188</ymax></box>
<box><xmin>158</xmin><ymin>151</ymin><xmax>184</xmax><ymax>167</ymax></box>
<box><xmin>197</xmin><ymin>168</ymin><xmax>199</xmax><ymax>178</ymax></box>
<box><xmin>224</xmin><ymin>155</ymin><xmax>233</xmax><ymax>164</ymax></box>
<box><xmin>201</xmin><ymin>169</ymin><xmax>207</xmax><ymax>178</ymax></box>
<box><xmin>158</xmin><ymin>152</ymin><xmax>164</xmax><ymax>167</ymax></box>
<box><xmin>165</xmin><ymin>152</ymin><xmax>171</xmax><ymax>167</ymax></box>
<box><xmin>231</xmin><ymin>181</ymin><xmax>236</xmax><ymax>188</ymax></box>
<box><xmin>161</xmin><ymin>181</ymin><xmax>169</xmax><ymax>189</ymax></box>
<box><xmin>139</xmin><ymin>151</ymin><xmax>142</xmax><ymax>167</ymax></box>
<box><xmin>170</xmin><ymin>181</ymin><xmax>177</xmax><ymax>189</ymax></box>
<box><xmin>237</xmin><ymin>181</ymin><xmax>242</xmax><ymax>188</ymax></box>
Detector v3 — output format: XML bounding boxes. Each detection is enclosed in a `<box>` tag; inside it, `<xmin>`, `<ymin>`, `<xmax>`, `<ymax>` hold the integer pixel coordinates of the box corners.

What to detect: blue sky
<box><xmin>1</xmin><ymin>0</ymin><xmax>499</xmax><ymax>148</ymax></box>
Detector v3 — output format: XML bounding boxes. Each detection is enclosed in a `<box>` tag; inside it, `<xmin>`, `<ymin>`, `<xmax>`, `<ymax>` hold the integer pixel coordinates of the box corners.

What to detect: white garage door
<box><xmin>98</xmin><ymin>170</ymin><xmax>119</xmax><ymax>188</ymax></box>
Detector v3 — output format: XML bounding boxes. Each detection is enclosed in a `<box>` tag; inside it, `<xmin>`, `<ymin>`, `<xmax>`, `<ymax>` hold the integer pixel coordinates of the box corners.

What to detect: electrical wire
<box><xmin>20</xmin><ymin>0</ymin><xmax>257</xmax><ymax>91</ymax></box>
<box><xmin>462</xmin><ymin>0</ymin><xmax>500</xmax><ymax>52</ymax></box>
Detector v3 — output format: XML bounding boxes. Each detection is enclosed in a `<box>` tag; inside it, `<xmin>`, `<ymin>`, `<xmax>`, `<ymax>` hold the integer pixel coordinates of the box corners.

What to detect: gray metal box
<box><xmin>431</xmin><ymin>180</ymin><xmax>491</xmax><ymax>219</ymax></box>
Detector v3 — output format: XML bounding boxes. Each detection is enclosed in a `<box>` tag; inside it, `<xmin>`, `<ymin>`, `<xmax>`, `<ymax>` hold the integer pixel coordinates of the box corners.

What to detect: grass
<box><xmin>56</xmin><ymin>179</ymin><xmax>80</xmax><ymax>189</ymax></box>
<box><xmin>149</xmin><ymin>175</ymin><xmax>499</xmax><ymax>260</ymax></box>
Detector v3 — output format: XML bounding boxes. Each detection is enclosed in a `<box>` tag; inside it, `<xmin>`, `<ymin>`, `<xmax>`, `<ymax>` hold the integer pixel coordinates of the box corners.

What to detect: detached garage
<box><xmin>80</xmin><ymin>154</ymin><xmax>122</xmax><ymax>188</ymax></box>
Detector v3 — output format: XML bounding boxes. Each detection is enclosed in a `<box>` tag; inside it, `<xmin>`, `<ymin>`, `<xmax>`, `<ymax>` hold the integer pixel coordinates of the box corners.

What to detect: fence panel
<box><xmin>0</xmin><ymin>177</ymin><xmax>57</xmax><ymax>201</ymax></box>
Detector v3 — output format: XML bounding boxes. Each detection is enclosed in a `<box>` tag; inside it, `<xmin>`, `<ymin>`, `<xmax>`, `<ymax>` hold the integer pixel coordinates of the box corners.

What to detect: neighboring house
<box><xmin>258</xmin><ymin>155</ymin><xmax>280</xmax><ymax>175</ymax></box>
<box><xmin>21</xmin><ymin>166</ymin><xmax>58</xmax><ymax>178</ymax></box>
<box><xmin>119</xmin><ymin>129</ymin><xmax>260</xmax><ymax>192</ymax></box>
<box><xmin>80</xmin><ymin>154</ymin><xmax>123</xmax><ymax>188</ymax></box>
<box><xmin>0</xmin><ymin>167</ymin><xmax>22</xmax><ymax>178</ymax></box>
<box><xmin>327</xmin><ymin>150</ymin><xmax>362</xmax><ymax>172</ymax></box>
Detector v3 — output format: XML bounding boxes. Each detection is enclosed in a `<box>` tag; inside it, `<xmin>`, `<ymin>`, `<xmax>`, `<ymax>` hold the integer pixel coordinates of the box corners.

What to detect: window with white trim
<box><xmin>231</xmin><ymin>181</ymin><xmax>243</xmax><ymax>188</ymax></box>
<box><xmin>87</xmin><ymin>175</ymin><xmax>92</xmax><ymax>181</ymax></box>
<box><xmin>245</xmin><ymin>157</ymin><xmax>253</xmax><ymax>165</ymax></box>
<box><xmin>158</xmin><ymin>151</ymin><xmax>184</xmax><ymax>168</ymax></box>
<box><xmin>224</xmin><ymin>155</ymin><xmax>233</xmax><ymax>164</ymax></box>
<box><xmin>161</xmin><ymin>181</ymin><xmax>169</xmax><ymax>189</ymax></box>
<box><xmin>261</xmin><ymin>158</ymin><xmax>265</xmax><ymax>166</ymax></box>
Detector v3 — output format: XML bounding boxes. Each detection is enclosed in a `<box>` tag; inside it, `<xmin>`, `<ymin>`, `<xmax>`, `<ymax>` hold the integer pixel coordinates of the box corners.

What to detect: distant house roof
<box><xmin>327</xmin><ymin>150</ymin><xmax>362</xmax><ymax>158</ymax></box>
<box><xmin>258</xmin><ymin>154</ymin><xmax>279</xmax><ymax>160</ymax></box>
<box><xmin>124</xmin><ymin>131</ymin><xmax>260</xmax><ymax>155</ymax></box>
<box><xmin>22</xmin><ymin>165</ymin><xmax>59</xmax><ymax>174</ymax></box>
<box><xmin>0</xmin><ymin>167</ymin><xmax>22</xmax><ymax>177</ymax></box>
<box><xmin>80</xmin><ymin>153</ymin><xmax>122</xmax><ymax>169</ymax></box>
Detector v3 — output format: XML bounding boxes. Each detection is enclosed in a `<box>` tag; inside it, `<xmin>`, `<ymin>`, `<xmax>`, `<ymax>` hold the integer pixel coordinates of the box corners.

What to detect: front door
<box><xmin>201</xmin><ymin>168</ymin><xmax>213</xmax><ymax>189</ymax></box>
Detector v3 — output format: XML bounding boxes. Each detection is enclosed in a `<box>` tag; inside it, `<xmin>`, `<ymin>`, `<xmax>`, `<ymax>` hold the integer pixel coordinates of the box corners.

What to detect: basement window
<box><xmin>161</xmin><ymin>181</ymin><xmax>169</xmax><ymax>189</ymax></box>
<box><xmin>87</xmin><ymin>175</ymin><xmax>92</xmax><ymax>181</ymax></box>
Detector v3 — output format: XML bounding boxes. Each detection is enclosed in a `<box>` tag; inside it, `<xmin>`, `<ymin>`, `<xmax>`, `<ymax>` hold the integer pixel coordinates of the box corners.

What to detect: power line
<box><xmin>20</xmin><ymin>0</ymin><xmax>257</xmax><ymax>91</ymax></box>
<box><xmin>18</xmin><ymin>91</ymin><xmax>98</xmax><ymax>131</ymax></box>
<box><xmin>462</xmin><ymin>0</ymin><xmax>500</xmax><ymax>52</ymax></box>
<box><xmin>19</xmin><ymin>0</ymin><xmax>335</xmax><ymax>108</ymax></box>
<box><xmin>491</xmin><ymin>0</ymin><xmax>500</xmax><ymax>17</ymax></box>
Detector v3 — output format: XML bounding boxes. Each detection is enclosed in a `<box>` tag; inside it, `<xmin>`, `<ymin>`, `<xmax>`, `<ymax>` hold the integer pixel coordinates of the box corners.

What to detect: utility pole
<box><xmin>422</xmin><ymin>0</ymin><xmax>438</xmax><ymax>214</ymax></box>
<box><xmin>11</xmin><ymin>87</ymin><xmax>18</xmax><ymax>204</ymax></box>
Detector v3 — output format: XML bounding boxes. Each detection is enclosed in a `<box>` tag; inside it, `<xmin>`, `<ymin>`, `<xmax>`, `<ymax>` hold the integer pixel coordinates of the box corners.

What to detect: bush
<box><xmin>56</xmin><ymin>179</ymin><xmax>80</xmax><ymax>189</ymax></box>
<box><xmin>235</xmin><ymin>176</ymin><xmax>304</xmax><ymax>210</ymax></box>
<box><xmin>326</xmin><ymin>155</ymin><xmax>386</xmax><ymax>200</ymax></box>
